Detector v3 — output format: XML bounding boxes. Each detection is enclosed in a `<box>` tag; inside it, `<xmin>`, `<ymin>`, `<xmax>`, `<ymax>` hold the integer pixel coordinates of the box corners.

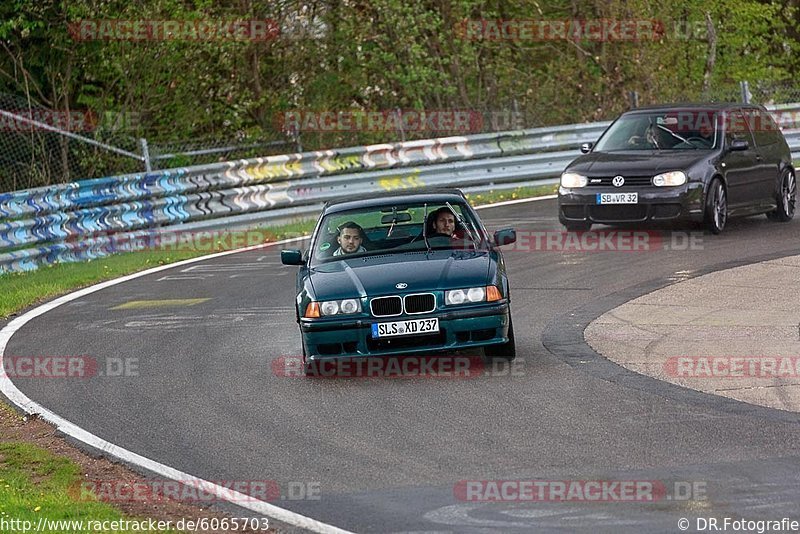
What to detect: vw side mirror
<box><xmin>730</xmin><ymin>139</ymin><xmax>749</xmax><ymax>151</ymax></box>
<box><xmin>580</xmin><ymin>142</ymin><xmax>593</xmax><ymax>154</ymax></box>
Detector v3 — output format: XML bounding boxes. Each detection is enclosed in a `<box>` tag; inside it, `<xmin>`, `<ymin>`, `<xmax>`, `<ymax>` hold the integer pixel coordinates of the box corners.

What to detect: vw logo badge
<box><xmin>612</xmin><ymin>175</ymin><xmax>625</xmax><ymax>187</ymax></box>
<box><xmin>396</xmin><ymin>283</ymin><xmax>408</xmax><ymax>289</ymax></box>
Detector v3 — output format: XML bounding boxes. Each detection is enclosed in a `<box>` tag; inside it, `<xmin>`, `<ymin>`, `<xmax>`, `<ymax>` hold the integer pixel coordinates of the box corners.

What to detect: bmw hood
<box><xmin>308</xmin><ymin>250</ymin><xmax>492</xmax><ymax>300</ymax></box>
<box><xmin>567</xmin><ymin>151</ymin><xmax>711</xmax><ymax>176</ymax></box>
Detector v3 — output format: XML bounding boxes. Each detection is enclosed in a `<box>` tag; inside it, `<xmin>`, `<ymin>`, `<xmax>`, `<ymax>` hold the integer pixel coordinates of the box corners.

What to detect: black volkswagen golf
<box><xmin>558</xmin><ymin>104</ymin><xmax>796</xmax><ymax>233</ymax></box>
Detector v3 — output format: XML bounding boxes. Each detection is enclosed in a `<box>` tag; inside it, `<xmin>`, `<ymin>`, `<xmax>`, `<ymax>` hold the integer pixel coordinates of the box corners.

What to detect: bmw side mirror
<box><xmin>494</xmin><ymin>228</ymin><xmax>516</xmax><ymax>246</ymax></box>
<box><xmin>729</xmin><ymin>139</ymin><xmax>749</xmax><ymax>151</ymax></box>
<box><xmin>281</xmin><ymin>249</ymin><xmax>305</xmax><ymax>265</ymax></box>
<box><xmin>580</xmin><ymin>142</ymin><xmax>593</xmax><ymax>154</ymax></box>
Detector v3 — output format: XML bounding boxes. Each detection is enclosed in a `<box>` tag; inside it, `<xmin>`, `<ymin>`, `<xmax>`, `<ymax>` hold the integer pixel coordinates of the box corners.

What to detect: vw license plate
<box><xmin>372</xmin><ymin>318</ymin><xmax>439</xmax><ymax>338</ymax></box>
<box><xmin>597</xmin><ymin>193</ymin><xmax>638</xmax><ymax>204</ymax></box>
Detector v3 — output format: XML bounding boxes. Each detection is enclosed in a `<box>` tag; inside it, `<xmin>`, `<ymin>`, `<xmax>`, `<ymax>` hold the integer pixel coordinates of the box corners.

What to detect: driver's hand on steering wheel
<box><xmin>628</xmin><ymin>135</ymin><xmax>645</xmax><ymax>145</ymax></box>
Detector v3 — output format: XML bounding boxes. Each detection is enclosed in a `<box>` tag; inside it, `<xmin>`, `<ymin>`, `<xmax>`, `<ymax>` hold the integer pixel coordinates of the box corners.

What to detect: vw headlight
<box><xmin>652</xmin><ymin>171</ymin><xmax>687</xmax><ymax>187</ymax></box>
<box><xmin>561</xmin><ymin>172</ymin><xmax>588</xmax><ymax>188</ymax></box>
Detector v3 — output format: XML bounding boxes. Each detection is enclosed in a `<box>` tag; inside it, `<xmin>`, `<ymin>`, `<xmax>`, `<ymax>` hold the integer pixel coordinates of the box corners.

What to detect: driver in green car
<box><xmin>428</xmin><ymin>207</ymin><xmax>457</xmax><ymax>238</ymax></box>
<box><xmin>333</xmin><ymin>221</ymin><xmax>367</xmax><ymax>256</ymax></box>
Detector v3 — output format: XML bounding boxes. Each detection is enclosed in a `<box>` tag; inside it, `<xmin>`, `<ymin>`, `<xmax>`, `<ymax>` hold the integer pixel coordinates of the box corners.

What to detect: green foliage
<box><xmin>0</xmin><ymin>0</ymin><xmax>797</xmax><ymax>186</ymax></box>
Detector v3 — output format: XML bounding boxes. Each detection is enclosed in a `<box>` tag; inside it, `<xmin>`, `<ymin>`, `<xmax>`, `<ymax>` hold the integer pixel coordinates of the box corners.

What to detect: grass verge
<box><xmin>465</xmin><ymin>183</ymin><xmax>558</xmax><ymax>206</ymax></box>
<box><xmin>0</xmin><ymin>439</ymin><xmax>180</xmax><ymax>533</ymax></box>
<box><xmin>0</xmin><ymin>404</ymin><xmax>269</xmax><ymax>533</ymax></box>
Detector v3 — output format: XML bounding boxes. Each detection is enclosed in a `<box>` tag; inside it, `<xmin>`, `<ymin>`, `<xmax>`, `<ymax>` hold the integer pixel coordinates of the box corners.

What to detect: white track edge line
<box><xmin>474</xmin><ymin>194</ymin><xmax>557</xmax><ymax>209</ymax></box>
<box><xmin>0</xmin><ymin>194</ymin><xmax>556</xmax><ymax>533</ymax></box>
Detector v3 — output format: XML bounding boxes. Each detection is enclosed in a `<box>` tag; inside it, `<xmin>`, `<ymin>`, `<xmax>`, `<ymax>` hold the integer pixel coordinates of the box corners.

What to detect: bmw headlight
<box><xmin>319</xmin><ymin>299</ymin><xmax>361</xmax><ymax>316</ymax></box>
<box><xmin>340</xmin><ymin>299</ymin><xmax>360</xmax><ymax>314</ymax></box>
<box><xmin>445</xmin><ymin>286</ymin><xmax>501</xmax><ymax>305</ymax></box>
<box><xmin>560</xmin><ymin>172</ymin><xmax>588</xmax><ymax>188</ymax></box>
<box><xmin>320</xmin><ymin>301</ymin><xmax>339</xmax><ymax>316</ymax></box>
<box><xmin>652</xmin><ymin>171</ymin><xmax>687</xmax><ymax>187</ymax></box>
<box><xmin>445</xmin><ymin>289</ymin><xmax>467</xmax><ymax>305</ymax></box>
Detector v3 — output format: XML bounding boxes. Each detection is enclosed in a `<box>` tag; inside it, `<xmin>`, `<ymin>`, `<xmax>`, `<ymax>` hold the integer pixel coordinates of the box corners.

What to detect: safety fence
<box><xmin>1</xmin><ymin>106</ymin><xmax>799</xmax><ymax>273</ymax></box>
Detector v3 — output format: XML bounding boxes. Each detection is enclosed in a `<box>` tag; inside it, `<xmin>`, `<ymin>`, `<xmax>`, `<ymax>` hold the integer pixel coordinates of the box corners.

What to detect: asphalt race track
<box><xmin>6</xmin><ymin>198</ymin><xmax>800</xmax><ymax>533</ymax></box>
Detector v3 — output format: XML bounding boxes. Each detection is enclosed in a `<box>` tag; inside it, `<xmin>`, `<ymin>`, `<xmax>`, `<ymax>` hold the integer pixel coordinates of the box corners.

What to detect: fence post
<box><xmin>293</xmin><ymin>128</ymin><xmax>302</xmax><ymax>153</ymax></box>
<box><xmin>139</xmin><ymin>138</ymin><xmax>152</xmax><ymax>172</ymax></box>
<box><xmin>740</xmin><ymin>81</ymin><xmax>751</xmax><ymax>104</ymax></box>
<box><xmin>628</xmin><ymin>91</ymin><xmax>640</xmax><ymax>109</ymax></box>
<box><xmin>395</xmin><ymin>108</ymin><xmax>406</xmax><ymax>142</ymax></box>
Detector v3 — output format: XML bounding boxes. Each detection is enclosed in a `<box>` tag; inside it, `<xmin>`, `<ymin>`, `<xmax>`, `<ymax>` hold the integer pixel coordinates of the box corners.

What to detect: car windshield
<box><xmin>594</xmin><ymin>110</ymin><xmax>720</xmax><ymax>151</ymax></box>
<box><xmin>310</xmin><ymin>201</ymin><xmax>488</xmax><ymax>265</ymax></box>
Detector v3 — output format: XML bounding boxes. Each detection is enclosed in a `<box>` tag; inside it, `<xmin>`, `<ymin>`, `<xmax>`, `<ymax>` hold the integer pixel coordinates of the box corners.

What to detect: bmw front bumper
<box><xmin>299</xmin><ymin>302</ymin><xmax>510</xmax><ymax>361</ymax></box>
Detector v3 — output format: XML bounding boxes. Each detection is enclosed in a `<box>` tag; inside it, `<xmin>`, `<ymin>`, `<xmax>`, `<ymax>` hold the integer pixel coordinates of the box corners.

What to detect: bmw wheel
<box><xmin>301</xmin><ymin>339</ymin><xmax>316</xmax><ymax>377</ymax></box>
<box><xmin>484</xmin><ymin>317</ymin><xmax>516</xmax><ymax>362</ymax></box>
<box><xmin>563</xmin><ymin>221</ymin><xmax>592</xmax><ymax>232</ymax></box>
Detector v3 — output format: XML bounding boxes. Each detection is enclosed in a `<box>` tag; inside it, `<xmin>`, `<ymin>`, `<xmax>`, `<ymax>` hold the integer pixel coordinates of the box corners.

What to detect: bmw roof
<box><xmin>322</xmin><ymin>188</ymin><xmax>468</xmax><ymax>214</ymax></box>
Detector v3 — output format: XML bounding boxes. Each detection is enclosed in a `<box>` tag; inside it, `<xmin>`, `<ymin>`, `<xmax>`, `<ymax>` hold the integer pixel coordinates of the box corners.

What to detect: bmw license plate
<box><xmin>372</xmin><ymin>318</ymin><xmax>439</xmax><ymax>338</ymax></box>
<box><xmin>597</xmin><ymin>192</ymin><xmax>638</xmax><ymax>204</ymax></box>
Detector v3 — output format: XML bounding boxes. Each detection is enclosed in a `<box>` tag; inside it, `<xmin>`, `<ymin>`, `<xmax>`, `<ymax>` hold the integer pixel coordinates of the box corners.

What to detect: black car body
<box><xmin>558</xmin><ymin>103</ymin><xmax>796</xmax><ymax>233</ymax></box>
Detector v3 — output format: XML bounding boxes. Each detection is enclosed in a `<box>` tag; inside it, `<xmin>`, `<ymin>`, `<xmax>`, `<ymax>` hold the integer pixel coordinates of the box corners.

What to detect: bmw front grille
<box><xmin>370</xmin><ymin>293</ymin><xmax>436</xmax><ymax>316</ymax></box>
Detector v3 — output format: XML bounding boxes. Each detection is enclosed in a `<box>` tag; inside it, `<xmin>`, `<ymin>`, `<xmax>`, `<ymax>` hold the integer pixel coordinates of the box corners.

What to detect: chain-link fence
<box><xmin>0</xmin><ymin>93</ymin><xmax>142</xmax><ymax>191</ymax></box>
<box><xmin>145</xmin><ymin>136</ymin><xmax>296</xmax><ymax>170</ymax></box>
<box><xmin>0</xmin><ymin>92</ymin><xmax>296</xmax><ymax>193</ymax></box>
<box><xmin>2</xmin><ymin>81</ymin><xmax>797</xmax><ymax>193</ymax></box>
<box><xmin>742</xmin><ymin>81</ymin><xmax>800</xmax><ymax>106</ymax></box>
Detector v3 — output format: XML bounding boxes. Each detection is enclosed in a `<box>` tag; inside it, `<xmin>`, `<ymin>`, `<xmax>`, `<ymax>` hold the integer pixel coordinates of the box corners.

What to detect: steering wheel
<box><xmin>627</xmin><ymin>135</ymin><xmax>653</xmax><ymax>148</ymax></box>
<box><xmin>685</xmin><ymin>136</ymin><xmax>711</xmax><ymax>147</ymax></box>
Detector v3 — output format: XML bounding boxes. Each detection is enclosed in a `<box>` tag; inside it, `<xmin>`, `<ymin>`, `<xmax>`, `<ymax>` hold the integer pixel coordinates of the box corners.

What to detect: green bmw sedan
<box><xmin>281</xmin><ymin>189</ymin><xmax>517</xmax><ymax>375</ymax></box>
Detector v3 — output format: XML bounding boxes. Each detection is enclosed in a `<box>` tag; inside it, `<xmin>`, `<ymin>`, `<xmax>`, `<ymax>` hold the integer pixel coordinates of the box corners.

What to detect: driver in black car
<box><xmin>695</xmin><ymin>122</ymin><xmax>715</xmax><ymax>146</ymax></box>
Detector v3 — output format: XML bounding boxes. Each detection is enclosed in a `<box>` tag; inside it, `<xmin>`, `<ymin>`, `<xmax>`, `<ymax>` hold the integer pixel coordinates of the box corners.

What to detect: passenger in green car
<box><xmin>333</xmin><ymin>221</ymin><xmax>367</xmax><ymax>256</ymax></box>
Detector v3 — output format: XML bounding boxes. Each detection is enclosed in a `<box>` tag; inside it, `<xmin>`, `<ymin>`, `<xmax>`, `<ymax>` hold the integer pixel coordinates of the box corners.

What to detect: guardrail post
<box><xmin>139</xmin><ymin>138</ymin><xmax>153</xmax><ymax>172</ymax></box>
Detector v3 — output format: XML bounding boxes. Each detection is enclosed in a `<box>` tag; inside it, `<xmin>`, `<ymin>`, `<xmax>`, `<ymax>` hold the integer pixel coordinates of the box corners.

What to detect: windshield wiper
<box><xmin>386</xmin><ymin>206</ymin><xmax>397</xmax><ymax>237</ymax></box>
<box><xmin>655</xmin><ymin>124</ymin><xmax>698</xmax><ymax>149</ymax></box>
<box><xmin>645</xmin><ymin>118</ymin><xmax>661</xmax><ymax>149</ymax></box>
<box><xmin>422</xmin><ymin>203</ymin><xmax>431</xmax><ymax>253</ymax></box>
<box><xmin>445</xmin><ymin>201</ymin><xmax>477</xmax><ymax>251</ymax></box>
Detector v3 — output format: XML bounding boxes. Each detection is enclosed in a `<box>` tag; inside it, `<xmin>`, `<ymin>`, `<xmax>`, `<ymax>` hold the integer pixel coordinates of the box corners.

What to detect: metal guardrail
<box><xmin>1</xmin><ymin>105</ymin><xmax>799</xmax><ymax>274</ymax></box>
